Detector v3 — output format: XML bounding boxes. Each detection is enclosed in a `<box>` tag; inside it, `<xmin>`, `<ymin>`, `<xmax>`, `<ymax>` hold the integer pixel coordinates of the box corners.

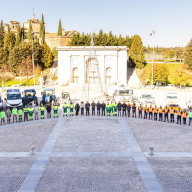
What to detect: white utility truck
<box><xmin>6</xmin><ymin>89</ymin><xmax>23</xmax><ymax>110</ymax></box>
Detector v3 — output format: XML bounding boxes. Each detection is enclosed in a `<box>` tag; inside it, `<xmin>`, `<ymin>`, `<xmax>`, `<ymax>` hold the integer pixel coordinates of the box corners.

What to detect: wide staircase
<box><xmin>127</xmin><ymin>68</ymin><xmax>140</xmax><ymax>88</ymax></box>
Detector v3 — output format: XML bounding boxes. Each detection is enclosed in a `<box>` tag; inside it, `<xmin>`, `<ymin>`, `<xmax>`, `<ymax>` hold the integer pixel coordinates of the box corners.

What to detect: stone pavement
<box><xmin>0</xmin><ymin>111</ymin><xmax>192</xmax><ymax>191</ymax></box>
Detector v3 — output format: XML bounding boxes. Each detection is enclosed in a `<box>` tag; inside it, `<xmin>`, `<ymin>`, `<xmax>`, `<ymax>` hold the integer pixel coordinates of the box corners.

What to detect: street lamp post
<box><xmin>150</xmin><ymin>30</ymin><xmax>155</xmax><ymax>90</ymax></box>
<box><xmin>32</xmin><ymin>31</ymin><xmax>35</xmax><ymax>87</ymax></box>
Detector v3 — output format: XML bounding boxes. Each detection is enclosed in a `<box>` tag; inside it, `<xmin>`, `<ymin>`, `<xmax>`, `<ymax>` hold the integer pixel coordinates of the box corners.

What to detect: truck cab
<box><xmin>165</xmin><ymin>92</ymin><xmax>180</xmax><ymax>107</ymax></box>
<box><xmin>113</xmin><ymin>87</ymin><xmax>135</xmax><ymax>103</ymax></box>
<box><xmin>6</xmin><ymin>89</ymin><xmax>23</xmax><ymax>110</ymax></box>
<box><xmin>138</xmin><ymin>93</ymin><xmax>155</xmax><ymax>105</ymax></box>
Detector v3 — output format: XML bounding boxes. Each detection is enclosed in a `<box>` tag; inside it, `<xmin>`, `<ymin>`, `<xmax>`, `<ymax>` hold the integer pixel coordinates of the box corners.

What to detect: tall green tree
<box><xmin>15</xmin><ymin>25</ymin><xmax>21</xmax><ymax>47</ymax></box>
<box><xmin>0</xmin><ymin>20</ymin><xmax>5</xmax><ymax>47</ymax></box>
<box><xmin>112</xmin><ymin>35</ymin><xmax>118</xmax><ymax>46</ymax></box>
<box><xmin>39</xmin><ymin>14</ymin><xmax>45</xmax><ymax>44</ymax></box>
<box><xmin>125</xmin><ymin>36</ymin><xmax>133</xmax><ymax>49</ymax></box>
<box><xmin>4</xmin><ymin>31</ymin><xmax>16</xmax><ymax>47</ymax></box>
<box><xmin>148</xmin><ymin>64</ymin><xmax>169</xmax><ymax>85</ymax></box>
<box><xmin>41</xmin><ymin>42</ymin><xmax>54</xmax><ymax>67</ymax></box>
<box><xmin>184</xmin><ymin>39</ymin><xmax>192</xmax><ymax>70</ymax></box>
<box><xmin>176</xmin><ymin>47</ymin><xmax>184</xmax><ymax>61</ymax></box>
<box><xmin>169</xmin><ymin>50</ymin><xmax>175</xmax><ymax>60</ymax></box>
<box><xmin>52</xmin><ymin>47</ymin><xmax>58</xmax><ymax>59</ymax></box>
<box><xmin>22</xmin><ymin>23</ymin><xmax>25</xmax><ymax>41</ymax></box>
<box><xmin>118</xmin><ymin>34</ymin><xmax>124</xmax><ymax>46</ymax></box>
<box><xmin>9</xmin><ymin>41</ymin><xmax>44</xmax><ymax>73</ymax></box>
<box><xmin>129</xmin><ymin>35</ymin><xmax>145</xmax><ymax>69</ymax></box>
<box><xmin>57</xmin><ymin>19</ymin><xmax>62</xmax><ymax>36</ymax></box>
<box><xmin>106</xmin><ymin>31</ymin><xmax>115</xmax><ymax>46</ymax></box>
<box><xmin>28</xmin><ymin>21</ymin><xmax>32</xmax><ymax>40</ymax></box>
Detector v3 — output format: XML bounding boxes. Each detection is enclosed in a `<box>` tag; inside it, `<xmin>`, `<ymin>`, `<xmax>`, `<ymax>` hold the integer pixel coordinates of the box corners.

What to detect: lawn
<box><xmin>144</xmin><ymin>63</ymin><xmax>192</xmax><ymax>85</ymax></box>
<box><xmin>0</xmin><ymin>78</ymin><xmax>38</xmax><ymax>87</ymax></box>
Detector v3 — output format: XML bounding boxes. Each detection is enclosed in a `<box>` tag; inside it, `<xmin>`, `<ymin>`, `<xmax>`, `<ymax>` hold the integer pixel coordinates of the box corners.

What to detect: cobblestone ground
<box><xmin>54</xmin><ymin>118</ymin><xmax>129</xmax><ymax>152</ymax></box>
<box><xmin>127</xmin><ymin>119</ymin><xmax>192</xmax><ymax>152</ymax></box>
<box><xmin>0</xmin><ymin>157</ymin><xmax>35</xmax><ymax>192</ymax></box>
<box><xmin>0</xmin><ymin>120</ymin><xmax>57</xmax><ymax>152</ymax></box>
<box><xmin>148</xmin><ymin>158</ymin><xmax>192</xmax><ymax>192</ymax></box>
<box><xmin>35</xmin><ymin>157</ymin><xmax>146</xmax><ymax>192</ymax></box>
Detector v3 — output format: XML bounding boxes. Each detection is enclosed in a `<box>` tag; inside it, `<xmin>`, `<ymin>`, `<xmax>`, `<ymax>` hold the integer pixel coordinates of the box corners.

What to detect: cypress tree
<box><xmin>22</xmin><ymin>23</ymin><xmax>25</xmax><ymax>40</ymax></box>
<box><xmin>0</xmin><ymin>20</ymin><xmax>5</xmax><ymax>47</ymax></box>
<box><xmin>15</xmin><ymin>25</ymin><xmax>21</xmax><ymax>47</ymax></box>
<box><xmin>57</xmin><ymin>19</ymin><xmax>62</xmax><ymax>36</ymax></box>
<box><xmin>129</xmin><ymin>35</ymin><xmax>145</xmax><ymax>69</ymax></box>
<box><xmin>28</xmin><ymin>21</ymin><xmax>32</xmax><ymax>40</ymax></box>
<box><xmin>39</xmin><ymin>14</ymin><xmax>45</xmax><ymax>44</ymax></box>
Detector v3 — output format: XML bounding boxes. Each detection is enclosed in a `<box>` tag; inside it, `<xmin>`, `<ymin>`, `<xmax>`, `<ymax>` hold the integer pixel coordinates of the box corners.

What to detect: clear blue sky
<box><xmin>1</xmin><ymin>0</ymin><xmax>191</xmax><ymax>48</ymax></box>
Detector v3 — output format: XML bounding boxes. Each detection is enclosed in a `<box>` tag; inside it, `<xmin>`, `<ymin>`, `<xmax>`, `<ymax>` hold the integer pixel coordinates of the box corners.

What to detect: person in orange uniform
<box><xmin>182</xmin><ymin>109</ymin><xmax>187</xmax><ymax>125</ymax></box>
<box><xmin>176</xmin><ymin>108</ymin><xmax>182</xmax><ymax>125</ymax></box>
<box><xmin>149</xmin><ymin>105</ymin><xmax>154</xmax><ymax>120</ymax></box>
<box><xmin>138</xmin><ymin>104</ymin><xmax>143</xmax><ymax>118</ymax></box>
<box><xmin>153</xmin><ymin>105</ymin><xmax>158</xmax><ymax>121</ymax></box>
<box><xmin>144</xmin><ymin>105</ymin><xmax>149</xmax><ymax>119</ymax></box>
<box><xmin>164</xmin><ymin>106</ymin><xmax>169</xmax><ymax>123</ymax></box>
<box><xmin>170</xmin><ymin>106</ymin><xmax>175</xmax><ymax>123</ymax></box>
<box><xmin>159</xmin><ymin>106</ymin><xmax>164</xmax><ymax>121</ymax></box>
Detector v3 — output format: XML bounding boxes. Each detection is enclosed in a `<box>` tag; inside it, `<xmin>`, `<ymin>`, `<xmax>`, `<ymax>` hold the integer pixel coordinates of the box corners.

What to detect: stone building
<box><xmin>57</xmin><ymin>46</ymin><xmax>128</xmax><ymax>86</ymax></box>
<box><xmin>4</xmin><ymin>12</ymin><xmax>76</xmax><ymax>49</ymax></box>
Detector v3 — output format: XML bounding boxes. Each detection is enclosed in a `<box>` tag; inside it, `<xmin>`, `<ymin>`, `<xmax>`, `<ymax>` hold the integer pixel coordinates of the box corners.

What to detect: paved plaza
<box><xmin>0</xmin><ymin>109</ymin><xmax>192</xmax><ymax>192</ymax></box>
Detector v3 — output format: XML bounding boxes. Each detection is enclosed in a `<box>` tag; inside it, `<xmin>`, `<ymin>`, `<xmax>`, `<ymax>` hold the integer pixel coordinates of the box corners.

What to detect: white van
<box><xmin>0</xmin><ymin>93</ymin><xmax>3</xmax><ymax>111</ymax></box>
<box><xmin>6</xmin><ymin>89</ymin><xmax>23</xmax><ymax>110</ymax></box>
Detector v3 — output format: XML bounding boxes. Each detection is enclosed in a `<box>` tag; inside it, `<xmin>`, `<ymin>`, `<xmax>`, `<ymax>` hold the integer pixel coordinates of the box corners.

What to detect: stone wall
<box><xmin>45</xmin><ymin>36</ymin><xmax>71</xmax><ymax>50</ymax></box>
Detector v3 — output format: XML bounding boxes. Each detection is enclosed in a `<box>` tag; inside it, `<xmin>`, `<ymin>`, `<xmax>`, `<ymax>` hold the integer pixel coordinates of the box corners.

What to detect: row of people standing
<box><xmin>0</xmin><ymin>103</ymin><xmax>59</xmax><ymax>125</ymax></box>
<box><xmin>62</xmin><ymin>101</ymin><xmax>192</xmax><ymax>126</ymax></box>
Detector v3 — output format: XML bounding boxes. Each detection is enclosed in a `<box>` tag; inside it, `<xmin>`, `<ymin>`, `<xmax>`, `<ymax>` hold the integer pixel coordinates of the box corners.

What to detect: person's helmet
<box><xmin>64</xmin><ymin>102</ymin><xmax>66</xmax><ymax>104</ymax></box>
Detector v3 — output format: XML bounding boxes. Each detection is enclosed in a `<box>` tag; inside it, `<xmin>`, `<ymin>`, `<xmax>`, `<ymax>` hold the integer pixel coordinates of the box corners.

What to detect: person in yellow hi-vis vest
<box><xmin>53</xmin><ymin>104</ymin><xmax>58</xmax><ymax>118</ymax></box>
<box><xmin>110</xmin><ymin>102</ymin><xmax>114</xmax><ymax>116</ymax></box>
<box><xmin>28</xmin><ymin>105</ymin><xmax>34</xmax><ymax>121</ymax></box>
<box><xmin>39</xmin><ymin>104</ymin><xmax>45</xmax><ymax>119</ymax></box>
<box><xmin>113</xmin><ymin>101</ymin><xmax>118</xmax><ymax>116</ymax></box>
<box><xmin>69</xmin><ymin>101</ymin><xmax>74</xmax><ymax>116</ymax></box>
<box><xmin>63</xmin><ymin>102</ymin><xmax>68</xmax><ymax>117</ymax></box>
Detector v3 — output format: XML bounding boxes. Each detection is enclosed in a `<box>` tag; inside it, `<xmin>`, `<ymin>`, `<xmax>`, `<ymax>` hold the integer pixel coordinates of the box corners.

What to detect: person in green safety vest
<box><xmin>12</xmin><ymin>107</ymin><xmax>18</xmax><ymax>123</ymax></box>
<box><xmin>39</xmin><ymin>104</ymin><xmax>45</xmax><ymax>119</ymax></box>
<box><xmin>24</xmin><ymin>105</ymin><xmax>29</xmax><ymax>122</ymax></box>
<box><xmin>0</xmin><ymin>109</ymin><xmax>6</xmax><ymax>125</ymax></box>
<box><xmin>6</xmin><ymin>108</ymin><xmax>11</xmax><ymax>124</ymax></box>
<box><xmin>18</xmin><ymin>108</ymin><xmax>23</xmax><ymax>122</ymax></box>
<box><xmin>69</xmin><ymin>101</ymin><xmax>74</xmax><ymax>116</ymax></box>
<box><xmin>28</xmin><ymin>105</ymin><xmax>34</xmax><ymax>121</ymax></box>
<box><xmin>106</xmin><ymin>102</ymin><xmax>111</xmax><ymax>116</ymax></box>
<box><xmin>113</xmin><ymin>101</ymin><xmax>118</xmax><ymax>116</ymax></box>
<box><xmin>53</xmin><ymin>104</ymin><xmax>59</xmax><ymax>118</ymax></box>
<box><xmin>63</xmin><ymin>102</ymin><xmax>68</xmax><ymax>117</ymax></box>
<box><xmin>110</xmin><ymin>102</ymin><xmax>114</xmax><ymax>116</ymax></box>
<box><xmin>188</xmin><ymin>109</ymin><xmax>192</xmax><ymax>126</ymax></box>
